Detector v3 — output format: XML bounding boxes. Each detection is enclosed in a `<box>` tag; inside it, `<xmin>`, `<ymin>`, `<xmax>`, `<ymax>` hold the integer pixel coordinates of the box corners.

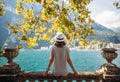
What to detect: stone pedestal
<box><xmin>98</xmin><ymin>48</ymin><xmax>120</xmax><ymax>75</ymax></box>
<box><xmin>0</xmin><ymin>47</ymin><xmax>21</xmax><ymax>74</ymax></box>
<box><xmin>99</xmin><ymin>63</ymin><xmax>120</xmax><ymax>75</ymax></box>
<box><xmin>0</xmin><ymin>62</ymin><xmax>21</xmax><ymax>74</ymax></box>
<box><xmin>97</xmin><ymin>48</ymin><xmax>120</xmax><ymax>82</ymax></box>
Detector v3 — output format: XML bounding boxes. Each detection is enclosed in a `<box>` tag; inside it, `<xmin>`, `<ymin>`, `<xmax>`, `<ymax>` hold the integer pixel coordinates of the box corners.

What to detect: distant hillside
<box><xmin>91</xmin><ymin>23</ymin><xmax>113</xmax><ymax>32</ymax></box>
<box><xmin>0</xmin><ymin>26</ymin><xmax>11</xmax><ymax>47</ymax></box>
<box><xmin>111</xmin><ymin>27</ymin><xmax>120</xmax><ymax>33</ymax></box>
<box><xmin>88</xmin><ymin>23</ymin><xmax>120</xmax><ymax>43</ymax></box>
<box><xmin>0</xmin><ymin>0</ymin><xmax>19</xmax><ymax>47</ymax></box>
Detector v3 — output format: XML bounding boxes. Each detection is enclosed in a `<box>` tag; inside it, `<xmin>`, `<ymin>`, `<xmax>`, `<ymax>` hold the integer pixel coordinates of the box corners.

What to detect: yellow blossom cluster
<box><xmin>0</xmin><ymin>2</ymin><xmax>5</xmax><ymax>16</ymax></box>
<box><xmin>7</xmin><ymin>0</ymin><xmax>94</xmax><ymax>48</ymax></box>
<box><xmin>27</xmin><ymin>37</ymin><xmax>38</xmax><ymax>48</ymax></box>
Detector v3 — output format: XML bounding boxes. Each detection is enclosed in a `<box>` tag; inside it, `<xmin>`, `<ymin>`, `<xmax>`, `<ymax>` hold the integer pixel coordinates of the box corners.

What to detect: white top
<box><xmin>51</xmin><ymin>45</ymin><xmax>69</xmax><ymax>76</ymax></box>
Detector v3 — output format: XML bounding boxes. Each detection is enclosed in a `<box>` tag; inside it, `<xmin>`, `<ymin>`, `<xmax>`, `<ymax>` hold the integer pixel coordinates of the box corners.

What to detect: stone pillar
<box><xmin>0</xmin><ymin>47</ymin><xmax>21</xmax><ymax>82</ymax></box>
<box><xmin>98</xmin><ymin>48</ymin><xmax>120</xmax><ymax>82</ymax></box>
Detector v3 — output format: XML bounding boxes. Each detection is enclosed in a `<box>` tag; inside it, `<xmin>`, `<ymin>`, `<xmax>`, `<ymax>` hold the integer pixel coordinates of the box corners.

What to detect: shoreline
<box><xmin>20</xmin><ymin>48</ymin><xmax>120</xmax><ymax>51</ymax></box>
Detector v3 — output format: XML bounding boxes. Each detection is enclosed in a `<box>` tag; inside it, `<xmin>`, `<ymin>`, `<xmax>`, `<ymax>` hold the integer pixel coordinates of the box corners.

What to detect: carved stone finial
<box><xmin>102</xmin><ymin>48</ymin><xmax>118</xmax><ymax>63</ymax></box>
<box><xmin>97</xmin><ymin>48</ymin><xmax>120</xmax><ymax>75</ymax></box>
<box><xmin>0</xmin><ymin>47</ymin><xmax>21</xmax><ymax>74</ymax></box>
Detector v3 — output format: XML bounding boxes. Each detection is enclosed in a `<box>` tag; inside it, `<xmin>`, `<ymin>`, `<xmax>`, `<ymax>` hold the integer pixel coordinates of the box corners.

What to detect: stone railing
<box><xmin>0</xmin><ymin>47</ymin><xmax>120</xmax><ymax>82</ymax></box>
<box><xmin>17</xmin><ymin>72</ymin><xmax>102</xmax><ymax>82</ymax></box>
<box><xmin>0</xmin><ymin>72</ymin><xmax>103</xmax><ymax>82</ymax></box>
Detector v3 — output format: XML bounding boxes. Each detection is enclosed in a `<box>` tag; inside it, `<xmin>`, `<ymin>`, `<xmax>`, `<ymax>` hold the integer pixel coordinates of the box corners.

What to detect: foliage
<box><xmin>7</xmin><ymin>0</ymin><xmax>94</xmax><ymax>48</ymax></box>
<box><xmin>113</xmin><ymin>0</ymin><xmax>120</xmax><ymax>9</ymax></box>
<box><xmin>0</xmin><ymin>1</ymin><xmax>5</xmax><ymax>16</ymax></box>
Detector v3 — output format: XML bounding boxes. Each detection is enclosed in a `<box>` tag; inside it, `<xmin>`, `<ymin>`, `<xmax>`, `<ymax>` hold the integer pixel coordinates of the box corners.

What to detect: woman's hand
<box><xmin>73</xmin><ymin>71</ymin><xmax>79</xmax><ymax>76</ymax></box>
<box><xmin>43</xmin><ymin>71</ymin><xmax>48</xmax><ymax>77</ymax></box>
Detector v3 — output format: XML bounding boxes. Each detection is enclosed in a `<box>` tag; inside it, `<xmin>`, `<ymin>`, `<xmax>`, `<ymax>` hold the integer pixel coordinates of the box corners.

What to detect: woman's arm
<box><xmin>67</xmin><ymin>53</ymin><xmax>79</xmax><ymax>76</ymax></box>
<box><xmin>46</xmin><ymin>53</ymin><xmax>54</xmax><ymax>71</ymax></box>
<box><xmin>43</xmin><ymin>53</ymin><xmax>54</xmax><ymax>76</ymax></box>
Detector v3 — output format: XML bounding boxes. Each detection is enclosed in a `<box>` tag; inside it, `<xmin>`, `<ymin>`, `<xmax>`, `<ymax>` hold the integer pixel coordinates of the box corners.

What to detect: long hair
<box><xmin>55</xmin><ymin>41</ymin><xmax>66</xmax><ymax>47</ymax></box>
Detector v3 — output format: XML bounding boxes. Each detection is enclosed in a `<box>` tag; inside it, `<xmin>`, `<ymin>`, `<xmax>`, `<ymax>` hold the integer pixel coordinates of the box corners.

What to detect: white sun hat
<box><xmin>54</xmin><ymin>32</ymin><xmax>66</xmax><ymax>42</ymax></box>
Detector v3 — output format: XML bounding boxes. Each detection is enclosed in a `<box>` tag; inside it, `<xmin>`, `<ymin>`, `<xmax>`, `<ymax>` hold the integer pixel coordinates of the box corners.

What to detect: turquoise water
<box><xmin>0</xmin><ymin>49</ymin><xmax>120</xmax><ymax>72</ymax></box>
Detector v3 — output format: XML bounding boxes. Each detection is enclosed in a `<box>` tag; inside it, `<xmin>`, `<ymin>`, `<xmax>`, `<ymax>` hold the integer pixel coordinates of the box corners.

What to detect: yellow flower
<box><xmin>18</xmin><ymin>35</ymin><xmax>28</xmax><ymax>41</ymax></box>
<box><xmin>50</xmin><ymin>38</ymin><xmax>55</xmax><ymax>43</ymax></box>
<box><xmin>24</xmin><ymin>14</ymin><xmax>30</xmax><ymax>19</ymax></box>
<box><xmin>40</xmin><ymin>25</ymin><xmax>47</xmax><ymax>32</ymax></box>
<box><xmin>35</xmin><ymin>29</ymin><xmax>41</xmax><ymax>33</ymax></box>
<box><xmin>0</xmin><ymin>2</ymin><xmax>5</xmax><ymax>7</ymax></box>
<box><xmin>16</xmin><ymin>45</ymin><xmax>22</xmax><ymax>50</ymax></box>
<box><xmin>35</xmin><ymin>33</ymin><xmax>40</xmax><ymax>37</ymax></box>
<box><xmin>42</xmin><ymin>34</ymin><xmax>50</xmax><ymax>40</ymax></box>
<box><xmin>22</xmin><ymin>27</ymin><xmax>27</xmax><ymax>34</ymax></box>
<box><xmin>29</xmin><ymin>9</ymin><xmax>34</xmax><ymax>16</ymax></box>
<box><xmin>27</xmin><ymin>37</ymin><xmax>38</xmax><ymax>48</ymax></box>
<box><xmin>24</xmin><ymin>0</ymin><xmax>29</xmax><ymax>3</ymax></box>
<box><xmin>13</xmin><ymin>29</ymin><xmax>19</xmax><ymax>34</ymax></box>
<box><xmin>57</xmin><ymin>28</ymin><xmax>62</xmax><ymax>32</ymax></box>
<box><xmin>35</xmin><ymin>0</ymin><xmax>42</xmax><ymax>3</ymax></box>
<box><xmin>46</xmin><ymin>0</ymin><xmax>52</xmax><ymax>4</ymax></box>
<box><xmin>46</xmin><ymin>29</ymin><xmax>52</xmax><ymax>35</ymax></box>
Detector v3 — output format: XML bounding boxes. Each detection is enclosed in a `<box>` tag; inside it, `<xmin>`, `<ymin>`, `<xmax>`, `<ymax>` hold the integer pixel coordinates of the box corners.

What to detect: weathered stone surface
<box><xmin>16</xmin><ymin>72</ymin><xmax>103</xmax><ymax>82</ymax></box>
<box><xmin>3</xmin><ymin>47</ymin><xmax>18</xmax><ymax>63</ymax></box>
<box><xmin>0</xmin><ymin>62</ymin><xmax>21</xmax><ymax>74</ymax></box>
<box><xmin>102</xmin><ymin>48</ymin><xmax>117</xmax><ymax>53</ymax></box>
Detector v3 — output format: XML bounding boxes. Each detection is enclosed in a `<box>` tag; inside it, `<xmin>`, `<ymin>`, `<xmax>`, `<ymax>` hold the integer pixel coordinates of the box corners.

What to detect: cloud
<box><xmin>94</xmin><ymin>11</ymin><xmax>120</xmax><ymax>28</ymax></box>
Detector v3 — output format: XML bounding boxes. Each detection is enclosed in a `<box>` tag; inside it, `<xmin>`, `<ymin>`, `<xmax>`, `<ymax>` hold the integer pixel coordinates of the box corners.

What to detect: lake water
<box><xmin>0</xmin><ymin>49</ymin><xmax>120</xmax><ymax>72</ymax></box>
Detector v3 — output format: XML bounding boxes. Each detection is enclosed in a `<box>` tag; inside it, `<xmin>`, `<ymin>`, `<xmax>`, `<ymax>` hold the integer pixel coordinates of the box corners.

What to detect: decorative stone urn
<box><xmin>98</xmin><ymin>48</ymin><xmax>120</xmax><ymax>75</ymax></box>
<box><xmin>0</xmin><ymin>47</ymin><xmax>21</xmax><ymax>74</ymax></box>
<box><xmin>3</xmin><ymin>47</ymin><xmax>19</xmax><ymax>63</ymax></box>
<box><xmin>102</xmin><ymin>48</ymin><xmax>118</xmax><ymax>64</ymax></box>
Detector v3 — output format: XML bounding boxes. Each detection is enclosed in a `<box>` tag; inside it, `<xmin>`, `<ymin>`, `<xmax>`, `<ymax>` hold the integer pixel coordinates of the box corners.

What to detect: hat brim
<box><xmin>54</xmin><ymin>36</ymin><xmax>66</xmax><ymax>42</ymax></box>
<box><xmin>56</xmin><ymin>38</ymin><xmax>66</xmax><ymax>42</ymax></box>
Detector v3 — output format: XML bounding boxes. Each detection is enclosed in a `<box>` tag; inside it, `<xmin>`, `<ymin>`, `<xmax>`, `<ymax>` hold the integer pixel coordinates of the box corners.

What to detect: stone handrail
<box><xmin>0</xmin><ymin>71</ymin><xmax>103</xmax><ymax>82</ymax></box>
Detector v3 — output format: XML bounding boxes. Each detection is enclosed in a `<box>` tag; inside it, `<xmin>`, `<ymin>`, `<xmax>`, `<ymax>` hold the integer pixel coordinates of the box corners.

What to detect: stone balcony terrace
<box><xmin>0</xmin><ymin>47</ymin><xmax>120</xmax><ymax>82</ymax></box>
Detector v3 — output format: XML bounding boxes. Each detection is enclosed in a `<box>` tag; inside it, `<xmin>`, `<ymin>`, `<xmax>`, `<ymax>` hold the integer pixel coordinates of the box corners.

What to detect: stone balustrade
<box><xmin>0</xmin><ymin>47</ymin><xmax>120</xmax><ymax>82</ymax></box>
<box><xmin>0</xmin><ymin>71</ymin><xmax>103</xmax><ymax>82</ymax></box>
<box><xmin>18</xmin><ymin>72</ymin><xmax>103</xmax><ymax>82</ymax></box>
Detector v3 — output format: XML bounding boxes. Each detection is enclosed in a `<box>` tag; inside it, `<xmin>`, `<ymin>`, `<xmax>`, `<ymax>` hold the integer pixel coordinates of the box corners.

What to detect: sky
<box><xmin>89</xmin><ymin>0</ymin><xmax>120</xmax><ymax>29</ymax></box>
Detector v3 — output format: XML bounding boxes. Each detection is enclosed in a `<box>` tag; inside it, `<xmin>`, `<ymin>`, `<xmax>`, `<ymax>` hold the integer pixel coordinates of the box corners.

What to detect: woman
<box><xmin>43</xmin><ymin>32</ymin><xmax>79</xmax><ymax>76</ymax></box>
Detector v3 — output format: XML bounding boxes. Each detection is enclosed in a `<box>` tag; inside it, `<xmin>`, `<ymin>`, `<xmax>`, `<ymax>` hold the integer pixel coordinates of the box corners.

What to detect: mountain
<box><xmin>111</xmin><ymin>27</ymin><xmax>120</xmax><ymax>33</ymax></box>
<box><xmin>88</xmin><ymin>23</ymin><xmax>120</xmax><ymax>43</ymax></box>
<box><xmin>0</xmin><ymin>26</ymin><xmax>11</xmax><ymax>48</ymax></box>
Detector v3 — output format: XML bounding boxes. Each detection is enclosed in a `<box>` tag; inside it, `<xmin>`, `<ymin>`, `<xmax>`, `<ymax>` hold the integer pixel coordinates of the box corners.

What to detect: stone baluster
<box><xmin>47</xmin><ymin>79</ymin><xmax>54</xmax><ymax>82</ymax></box>
<box><xmin>38</xmin><ymin>79</ymin><xmax>44</xmax><ymax>82</ymax></box>
<box><xmin>29</xmin><ymin>79</ymin><xmax>35</xmax><ymax>82</ymax></box>
<box><xmin>94</xmin><ymin>79</ymin><xmax>102</xmax><ymax>82</ymax></box>
<box><xmin>76</xmin><ymin>79</ymin><xmax>82</xmax><ymax>82</ymax></box>
<box><xmin>66</xmin><ymin>79</ymin><xmax>73</xmax><ymax>82</ymax></box>
<box><xmin>97</xmin><ymin>48</ymin><xmax>120</xmax><ymax>82</ymax></box>
<box><xmin>17</xmin><ymin>79</ymin><xmax>26</xmax><ymax>82</ymax></box>
<box><xmin>0</xmin><ymin>47</ymin><xmax>21</xmax><ymax>82</ymax></box>
<box><xmin>85</xmin><ymin>79</ymin><xmax>91</xmax><ymax>82</ymax></box>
